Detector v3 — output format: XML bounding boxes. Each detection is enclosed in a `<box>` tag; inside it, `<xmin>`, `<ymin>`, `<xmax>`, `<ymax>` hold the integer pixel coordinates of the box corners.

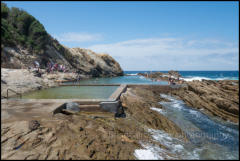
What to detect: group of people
<box><xmin>46</xmin><ymin>61</ymin><xmax>66</xmax><ymax>73</ymax></box>
<box><xmin>168</xmin><ymin>75</ymin><xmax>184</xmax><ymax>85</ymax></box>
<box><xmin>32</xmin><ymin>60</ymin><xmax>67</xmax><ymax>74</ymax></box>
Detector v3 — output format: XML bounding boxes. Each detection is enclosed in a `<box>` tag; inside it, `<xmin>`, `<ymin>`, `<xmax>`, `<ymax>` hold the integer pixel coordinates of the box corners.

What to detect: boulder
<box><xmin>65</xmin><ymin>102</ymin><xmax>80</xmax><ymax>112</ymax></box>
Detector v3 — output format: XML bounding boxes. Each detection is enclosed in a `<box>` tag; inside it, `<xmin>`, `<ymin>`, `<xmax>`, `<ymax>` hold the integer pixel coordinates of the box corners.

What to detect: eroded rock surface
<box><xmin>170</xmin><ymin>80</ymin><xmax>239</xmax><ymax>123</ymax></box>
<box><xmin>1</xmin><ymin>86</ymin><xmax>186</xmax><ymax>160</ymax></box>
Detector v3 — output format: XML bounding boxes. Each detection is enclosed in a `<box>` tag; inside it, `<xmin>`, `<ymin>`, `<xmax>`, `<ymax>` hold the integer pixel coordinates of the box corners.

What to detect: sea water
<box><xmin>124</xmin><ymin>71</ymin><xmax>239</xmax><ymax>81</ymax></box>
<box><xmin>135</xmin><ymin>94</ymin><xmax>239</xmax><ymax>160</ymax></box>
<box><xmin>65</xmin><ymin>71</ymin><xmax>238</xmax><ymax>85</ymax></box>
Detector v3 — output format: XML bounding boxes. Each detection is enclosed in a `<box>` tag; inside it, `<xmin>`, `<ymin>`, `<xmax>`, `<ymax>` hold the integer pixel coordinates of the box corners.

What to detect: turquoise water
<box><xmin>70</xmin><ymin>75</ymin><xmax>169</xmax><ymax>85</ymax></box>
<box><xmin>21</xmin><ymin>75</ymin><xmax>169</xmax><ymax>99</ymax></box>
<box><xmin>124</xmin><ymin>71</ymin><xmax>239</xmax><ymax>81</ymax></box>
<box><xmin>21</xmin><ymin>86</ymin><xmax>118</xmax><ymax>99</ymax></box>
<box><xmin>65</xmin><ymin>71</ymin><xmax>238</xmax><ymax>85</ymax></box>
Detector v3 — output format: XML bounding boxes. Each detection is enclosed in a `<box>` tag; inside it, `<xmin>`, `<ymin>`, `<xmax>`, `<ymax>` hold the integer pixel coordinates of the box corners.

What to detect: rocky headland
<box><xmin>1</xmin><ymin>46</ymin><xmax>123</xmax><ymax>98</ymax></box>
<box><xmin>1</xmin><ymin>46</ymin><xmax>123</xmax><ymax>78</ymax></box>
<box><xmin>1</xmin><ymin>3</ymin><xmax>123</xmax><ymax>97</ymax></box>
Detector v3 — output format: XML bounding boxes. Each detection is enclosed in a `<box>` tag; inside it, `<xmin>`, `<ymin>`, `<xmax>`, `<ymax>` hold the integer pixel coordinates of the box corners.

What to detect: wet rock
<box><xmin>65</xmin><ymin>102</ymin><xmax>80</xmax><ymax>112</ymax></box>
<box><xmin>138</xmin><ymin>71</ymin><xmax>182</xmax><ymax>82</ymax></box>
<box><xmin>114</xmin><ymin>105</ymin><xmax>126</xmax><ymax>118</ymax></box>
<box><xmin>168</xmin><ymin>70</ymin><xmax>181</xmax><ymax>77</ymax></box>
<box><xmin>120</xmin><ymin>86</ymin><xmax>185</xmax><ymax>139</ymax></box>
<box><xmin>171</xmin><ymin>80</ymin><xmax>239</xmax><ymax>123</ymax></box>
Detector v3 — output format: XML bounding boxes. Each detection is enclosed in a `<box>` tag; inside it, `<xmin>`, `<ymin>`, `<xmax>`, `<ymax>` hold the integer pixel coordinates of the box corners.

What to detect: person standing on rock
<box><xmin>47</xmin><ymin>61</ymin><xmax>51</xmax><ymax>74</ymax></box>
<box><xmin>34</xmin><ymin>60</ymin><xmax>40</xmax><ymax>73</ymax></box>
<box><xmin>34</xmin><ymin>60</ymin><xmax>39</xmax><ymax>68</ymax></box>
<box><xmin>62</xmin><ymin>65</ymin><xmax>66</xmax><ymax>73</ymax></box>
<box><xmin>168</xmin><ymin>77</ymin><xmax>171</xmax><ymax>85</ymax></box>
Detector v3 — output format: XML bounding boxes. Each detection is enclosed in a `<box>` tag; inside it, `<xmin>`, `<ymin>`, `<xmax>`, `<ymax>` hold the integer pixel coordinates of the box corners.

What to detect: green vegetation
<box><xmin>1</xmin><ymin>3</ymin><xmax>50</xmax><ymax>54</ymax></box>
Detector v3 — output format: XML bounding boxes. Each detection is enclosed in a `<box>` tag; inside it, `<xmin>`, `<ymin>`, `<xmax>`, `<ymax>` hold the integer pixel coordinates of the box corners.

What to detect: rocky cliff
<box><xmin>1</xmin><ymin>3</ymin><xmax>123</xmax><ymax>77</ymax></box>
<box><xmin>1</xmin><ymin>45</ymin><xmax>123</xmax><ymax>77</ymax></box>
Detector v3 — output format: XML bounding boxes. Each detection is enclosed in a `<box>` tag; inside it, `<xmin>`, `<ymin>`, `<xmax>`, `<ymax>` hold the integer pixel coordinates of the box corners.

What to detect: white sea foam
<box><xmin>126</xmin><ymin>73</ymin><xmax>138</xmax><ymax>76</ymax></box>
<box><xmin>189</xmin><ymin>109</ymin><xmax>200</xmax><ymax>117</ymax></box>
<box><xmin>215</xmin><ymin>77</ymin><xmax>239</xmax><ymax>80</ymax></box>
<box><xmin>182</xmin><ymin>76</ymin><xmax>238</xmax><ymax>81</ymax></box>
<box><xmin>160</xmin><ymin>94</ymin><xmax>176</xmax><ymax>101</ymax></box>
<box><xmin>134</xmin><ymin>148</ymin><xmax>160</xmax><ymax>160</ymax></box>
<box><xmin>159</xmin><ymin>94</ymin><xmax>184</xmax><ymax>110</ymax></box>
<box><xmin>182</xmin><ymin>76</ymin><xmax>211</xmax><ymax>82</ymax></box>
<box><xmin>172</xmin><ymin>102</ymin><xmax>184</xmax><ymax>110</ymax></box>
<box><xmin>134</xmin><ymin>140</ymin><xmax>176</xmax><ymax>160</ymax></box>
<box><xmin>134</xmin><ymin>128</ymin><xmax>201</xmax><ymax>160</ymax></box>
<box><xmin>150</xmin><ymin>107</ymin><xmax>166</xmax><ymax>115</ymax></box>
<box><xmin>162</xmin><ymin>74</ymin><xmax>169</xmax><ymax>77</ymax></box>
<box><xmin>139</xmin><ymin>76</ymin><xmax>146</xmax><ymax>79</ymax></box>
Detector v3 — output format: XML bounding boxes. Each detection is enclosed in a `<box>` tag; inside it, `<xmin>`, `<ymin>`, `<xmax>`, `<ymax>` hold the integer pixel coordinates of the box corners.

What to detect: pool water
<box><xmin>21</xmin><ymin>75</ymin><xmax>167</xmax><ymax>99</ymax></box>
<box><xmin>71</xmin><ymin>75</ymin><xmax>169</xmax><ymax>85</ymax></box>
<box><xmin>21</xmin><ymin>86</ymin><xmax>118</xmax><ymax>99</ymax></box>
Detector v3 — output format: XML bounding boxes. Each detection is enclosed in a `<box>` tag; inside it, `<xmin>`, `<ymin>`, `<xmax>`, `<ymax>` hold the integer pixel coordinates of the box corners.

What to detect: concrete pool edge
<box><xmin>2</xmin><ymin>84</ymin><xmax>183</xmax><ymax>115</ymax></box>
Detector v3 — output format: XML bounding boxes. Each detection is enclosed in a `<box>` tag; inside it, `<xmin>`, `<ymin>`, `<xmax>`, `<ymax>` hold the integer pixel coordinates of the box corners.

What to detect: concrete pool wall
<box><xmin>6</xmin><ymin>84</ymin><xmax>128</xmax><ymax>115</ymax></box>
<box><xmin>4</xmin><ymin>84</ymin><xmax>182</xmax><ymax>116</ymax></box>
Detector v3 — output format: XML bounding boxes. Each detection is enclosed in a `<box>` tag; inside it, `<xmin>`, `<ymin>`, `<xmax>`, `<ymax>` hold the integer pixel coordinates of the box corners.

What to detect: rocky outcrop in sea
<box><xmin>170</xmin><ymin>80</ymin><xmax>239</xmax><ymax>123</ymax></box>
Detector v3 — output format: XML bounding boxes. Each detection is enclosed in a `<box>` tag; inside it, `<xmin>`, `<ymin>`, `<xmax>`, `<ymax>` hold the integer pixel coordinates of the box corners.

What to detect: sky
<box><xmin>4</xmin><ymin>1</ymin><xmax>239</xmax><ymax>71</ymax></box>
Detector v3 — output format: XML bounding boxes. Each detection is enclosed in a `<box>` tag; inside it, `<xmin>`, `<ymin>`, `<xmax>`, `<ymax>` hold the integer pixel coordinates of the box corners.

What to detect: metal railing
<box><xmin>6</xmin><ymin>88</ymin><xmax>22</xmax><ymax>99</ymax></box>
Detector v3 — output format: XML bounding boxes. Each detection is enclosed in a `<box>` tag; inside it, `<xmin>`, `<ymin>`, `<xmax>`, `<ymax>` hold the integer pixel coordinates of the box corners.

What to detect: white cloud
<box><xmin>88</xmin><ymin>37</ymin><xmax>238</xmax><ymax>70</ymax></box>
<box><xmin>54</xmin><ymin>32</ymin><xmax>103</xmax><ymax>43</ymax></box>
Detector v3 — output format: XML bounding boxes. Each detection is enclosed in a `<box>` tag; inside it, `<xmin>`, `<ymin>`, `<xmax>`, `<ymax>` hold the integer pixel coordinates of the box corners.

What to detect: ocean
<box><xmin>70</xmin><ymin>71</ymin><xmax>239</xmax><ymax>85</ymax></box>
<box><xmin>124</xmin><ymin>71</ymin><xmax>239</xmax><ymax>81</ymax></box>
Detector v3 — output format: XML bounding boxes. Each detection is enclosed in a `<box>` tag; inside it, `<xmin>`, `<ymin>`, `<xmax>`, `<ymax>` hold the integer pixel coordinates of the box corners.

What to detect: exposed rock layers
<box><xmin>170</xmin><ymin>80</ymin><xmax>239</xmax><ymax>123</ymax></box>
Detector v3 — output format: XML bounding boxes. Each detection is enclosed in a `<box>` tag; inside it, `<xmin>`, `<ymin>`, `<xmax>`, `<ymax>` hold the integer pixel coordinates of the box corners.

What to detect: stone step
<box><xmin>75</xmin><ymin>101</ymin><xmax>102</xmax><ymax>105</ymax></box>
<box><xmin>79</xmin><ymin>104</ymin><xmax>100</xmax><ymax>108</ymax></box>
<box><xmin>78</xmin><ymin>105</ymin><xmax>107</xmax><ymax>112</ymax></box>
